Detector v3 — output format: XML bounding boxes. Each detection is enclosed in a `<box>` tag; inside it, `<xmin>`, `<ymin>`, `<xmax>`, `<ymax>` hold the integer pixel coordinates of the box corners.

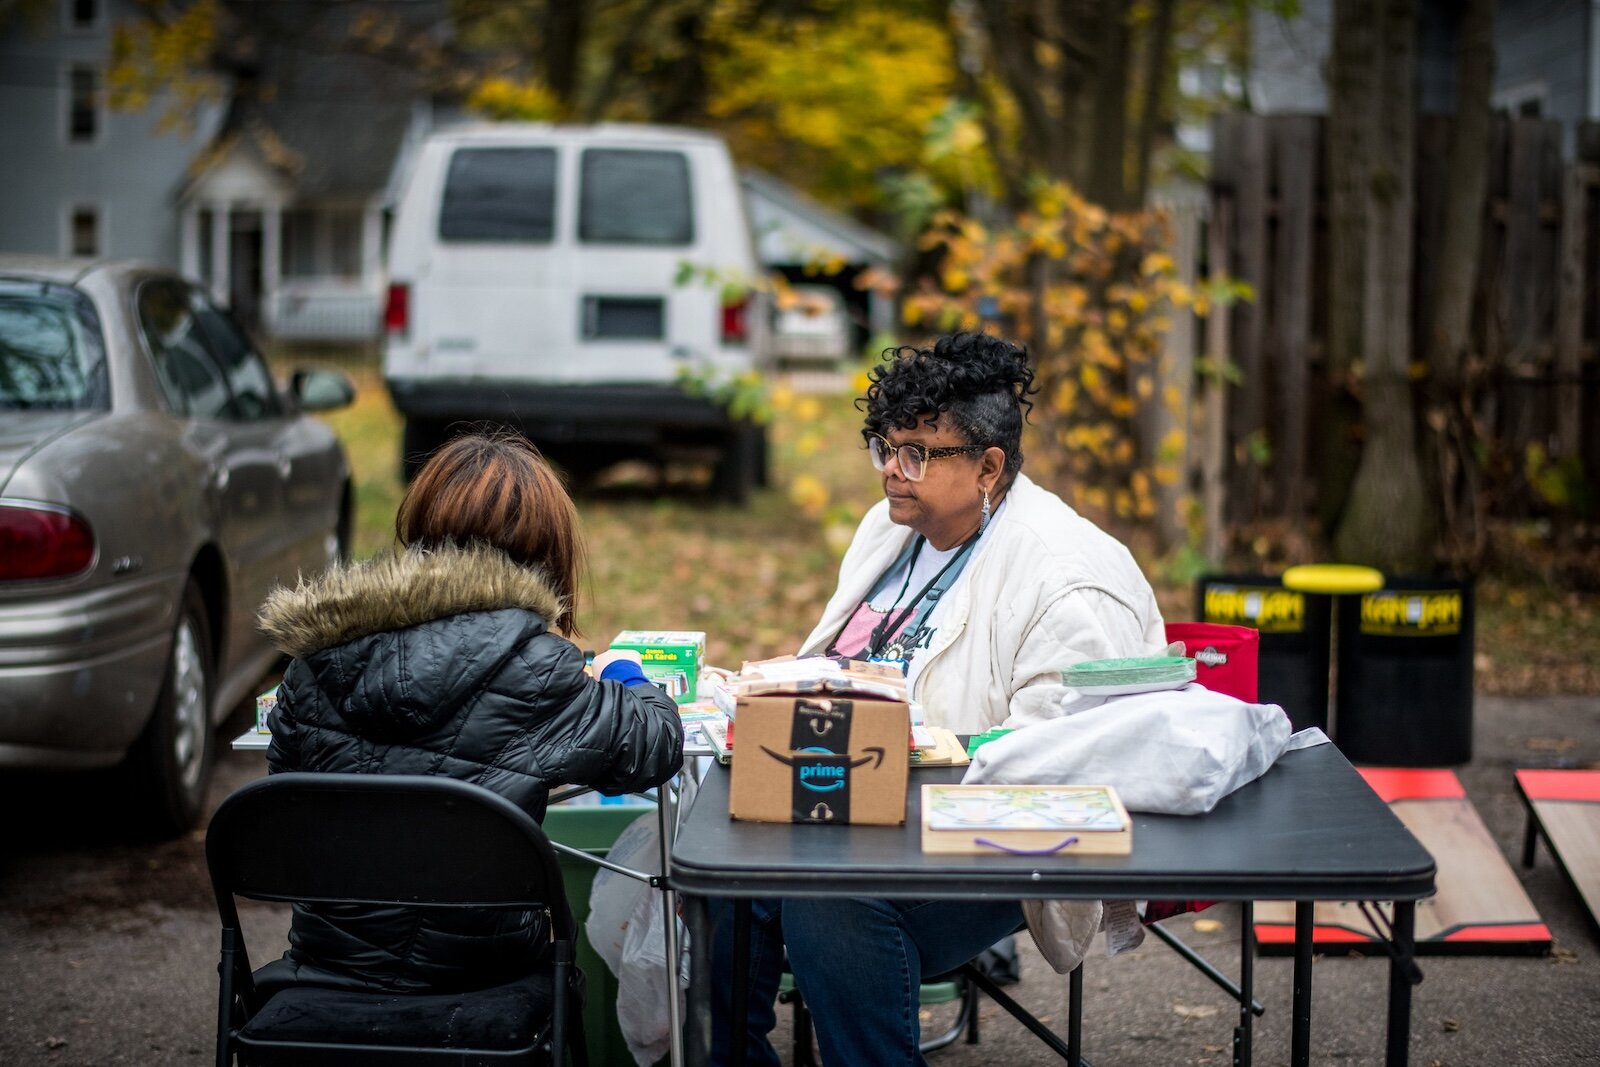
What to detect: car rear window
<box><xmin>439</xmin><ymin>147</ymin><xmax>558</xmax><ymax>242</ymax></box>
<box><xmin>0</xmin><ymin>280</ymin><xmax>108</xmax><ymax>411</ymax></box>
<box><xmin>579</xmin><ymin>149</ymin><xmax>693</xmax><ymax>245</ymax></box>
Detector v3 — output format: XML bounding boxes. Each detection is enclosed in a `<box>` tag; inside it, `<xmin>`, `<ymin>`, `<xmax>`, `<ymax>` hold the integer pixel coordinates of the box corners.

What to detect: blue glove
<box><xmin>600</xmin><ymin>659</ymin><xmax>653</xmax><ymax>688</ymax></box>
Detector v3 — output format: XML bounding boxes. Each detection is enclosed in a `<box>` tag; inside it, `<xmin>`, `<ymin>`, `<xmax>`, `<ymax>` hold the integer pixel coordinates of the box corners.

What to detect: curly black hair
<box><xmin>861</xmin><ymin>332</ymin><xmax>1037</xmax><ymax>486</ymax></box>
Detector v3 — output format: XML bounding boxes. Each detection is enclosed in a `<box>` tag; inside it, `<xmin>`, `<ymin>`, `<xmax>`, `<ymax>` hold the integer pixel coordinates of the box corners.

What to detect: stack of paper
<box><xmin>726</xmin><ymin>656</ymin><xmax>909</xmax><ymax>702</ymax></box>
<box><xmin>1061</xmin><ymin>655</ymin><xmax>1196</xmax><ymax>696</ymax></box>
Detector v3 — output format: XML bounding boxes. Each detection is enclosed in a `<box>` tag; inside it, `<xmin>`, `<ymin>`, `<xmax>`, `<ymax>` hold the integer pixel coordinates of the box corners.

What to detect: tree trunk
<box><xmin>1425</xmin><ymin>0</ymin><xmax>1496</xmax><ymax>566</ymax></box>
<box><xmin>1333</xmin><ymin>0</ymin><xmax>1436</xmax><ymax>572</ymax></box>
<box><xmin>1320</xmin><ymin>0</ymin><xmax>1375</xmax><ymax>532</ymax></box>
<box><xmin>972</xmin><ymin>0</ymin><xmax>1080</xmax><ymax>185</ymax></box>
<box><xmin>1131</xmin><ymin>0</ymin><xmax>1175</xmax><ymax>207</ymax></box>
<box><xmin>541</xmin><ymin>0</ymin><xmax>589</xmax><ymax>112</ymax></box>
<box><xmin>1086</xmin><ymin>0</ymin><xmax>1131</xmax><ymax>209</ymax></box>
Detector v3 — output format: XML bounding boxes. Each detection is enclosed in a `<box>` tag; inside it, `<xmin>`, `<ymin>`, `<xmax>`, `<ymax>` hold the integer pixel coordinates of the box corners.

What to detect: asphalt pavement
<box><xmin>2</xmin><ymin>693</ymin><xmax>1597</xmax><ymax>1066</ymax></box>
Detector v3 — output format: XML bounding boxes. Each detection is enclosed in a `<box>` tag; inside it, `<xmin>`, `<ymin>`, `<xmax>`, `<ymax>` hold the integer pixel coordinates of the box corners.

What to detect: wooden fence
<box><xmin>1176</xmin><ymin>113</ymin><xmax>1599</xmax><ymax>554</ymax></box>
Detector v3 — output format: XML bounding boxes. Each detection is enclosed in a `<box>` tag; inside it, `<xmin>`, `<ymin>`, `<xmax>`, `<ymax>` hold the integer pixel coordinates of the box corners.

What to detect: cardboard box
<box><xmin>729</xmin><ymin>694</ymin><xmax>910</xmax><ymax>826</ymax></box>
<box><xmin>609</xmin><ymin>630</ymin><xmax>705</xmax><ymax>705</ymax></box>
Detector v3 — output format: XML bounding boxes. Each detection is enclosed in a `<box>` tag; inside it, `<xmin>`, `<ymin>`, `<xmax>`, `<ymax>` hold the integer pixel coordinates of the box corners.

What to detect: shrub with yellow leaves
<box><xmin>903</xmin><ymin>182</ymin><xmax>1245</xmax><ymax>539</ymax></box>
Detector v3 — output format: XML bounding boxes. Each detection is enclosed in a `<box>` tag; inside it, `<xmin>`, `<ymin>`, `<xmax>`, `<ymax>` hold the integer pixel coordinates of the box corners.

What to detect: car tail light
<box><xmin>0</xmin><ymin>503</ymin><xmax>95</xmax><ymax>581</ymax></box>
<box><xmin>721</xmin><ymin>295</ymin><xmax>749</xmax><ymax>345</ymax></box>
<box><xmin>384</xmin><ymin>282</ymin><xmax>410</xmax><ymax>340</ymax></box>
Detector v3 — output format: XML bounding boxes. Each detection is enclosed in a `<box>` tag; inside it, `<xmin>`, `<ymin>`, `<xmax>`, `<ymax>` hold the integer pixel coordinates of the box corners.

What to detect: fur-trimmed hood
<box><xmin>258</xmin><ymin>544</ymin><xmax>565</xmax><ymax>659</ymax></box>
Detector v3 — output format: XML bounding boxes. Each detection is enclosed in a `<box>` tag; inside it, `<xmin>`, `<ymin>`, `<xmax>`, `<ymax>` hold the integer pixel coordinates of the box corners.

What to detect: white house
<box><xmin>0</xmin><ymin>0</ymin><xmax>224</xmax><ymax>268</ymax></box>
<box><xmin>0</xmin><ymin>0</ymin><xmax>442</xmax><ymax>342</ymax></box>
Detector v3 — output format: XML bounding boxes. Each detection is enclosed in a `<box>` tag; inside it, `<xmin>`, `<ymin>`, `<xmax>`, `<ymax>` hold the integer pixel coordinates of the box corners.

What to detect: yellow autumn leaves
<box><xmin>904</xmin><ymin>180</ymin><xmax>1211</xmax><ymax>529</ymax></box>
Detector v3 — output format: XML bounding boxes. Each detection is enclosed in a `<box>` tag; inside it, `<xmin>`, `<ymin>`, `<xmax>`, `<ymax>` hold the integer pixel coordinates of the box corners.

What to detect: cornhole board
<box><xmin>1255</xmin><ymin>768</ymin><xmax>1551</xmax><ymax>955</ymax></box>
<box><xmin>1516</xmin><ymin>769</ymin><xmax>1600</xmax><ymax>938</ymax></box>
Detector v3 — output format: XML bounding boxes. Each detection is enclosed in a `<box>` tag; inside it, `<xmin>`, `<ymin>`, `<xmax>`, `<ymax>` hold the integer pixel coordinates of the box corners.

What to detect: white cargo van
<box><xmin>383</xmin><ymin>123</ymin><xmax>770</xmax><ymax>499</ymax></box>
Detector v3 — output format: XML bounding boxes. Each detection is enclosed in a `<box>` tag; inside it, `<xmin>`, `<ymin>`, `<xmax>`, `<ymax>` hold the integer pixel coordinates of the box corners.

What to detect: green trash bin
<box><xmin>543</xmin><ymin>802</ymin><xmax>666</xmax><ymax>1067</ymax></box>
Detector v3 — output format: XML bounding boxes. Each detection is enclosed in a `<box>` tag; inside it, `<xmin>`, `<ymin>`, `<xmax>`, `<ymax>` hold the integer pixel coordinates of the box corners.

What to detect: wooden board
<box><xmin>1255</xmin><ymin>768</ymin><xmax>1551</xmax><ymax>955</ymax></box>
<box><xmin>1517</xmin><ymin>769</ymin><xmax>1600</xmax><ymax>936</ymax></box>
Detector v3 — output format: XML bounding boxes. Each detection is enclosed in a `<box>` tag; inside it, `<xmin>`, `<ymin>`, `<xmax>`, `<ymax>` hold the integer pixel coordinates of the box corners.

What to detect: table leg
<box><xmin>730</xmin><ymin>899</ymin><xmax>752</xmax><ymax>1067</ymax></box>
<box><xmin>1385</xmin><ymin>902</ymin><xmax>1417</xmax><ymax>1067</ymax></box>
<box><xmin>1067</xmin><ymin>963</ymin><xmax>1083</xmax><ymax>1066</ymax></box>
<box><xmin>657</xmin><ymin>792</ymin><xmax>685</xmax><ymax>1067</ymax></box>
<box><xmin>1291</xmin><ymin>901</ymin><xmax>1314</xmax><ymax>1067</ymax></box>
<box><xmin>1236</xmin><ymin>900</ymin><xmax>1254</xmax><ymax>1067</ymax></box>
<box><xmin>683</xmin><ymin>896</ymin><xmax>712</xmax><ymax>1065</ymax></box>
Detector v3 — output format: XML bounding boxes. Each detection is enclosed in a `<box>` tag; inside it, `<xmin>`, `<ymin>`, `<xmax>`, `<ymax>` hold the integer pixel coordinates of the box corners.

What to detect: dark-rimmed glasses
<box><xmin>866</xmin><ymin>433</ymin><xmax>985</xmax><ymax>481</ymax></box>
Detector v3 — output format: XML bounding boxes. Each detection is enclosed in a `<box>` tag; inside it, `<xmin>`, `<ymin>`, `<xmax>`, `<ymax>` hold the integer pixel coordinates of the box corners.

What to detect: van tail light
<box><xmin>721</xmin><ymin>295</ymin><xmax>749</xmax><ymax>345</ymax></box>
<box><xmin>384</xmin><ymin>282</ymin><xmax>410</xmax><ymax>340</ymax></box>
<box><xmin>0</xmin><ymin>503</ymin><xmax>95</xmax><ymax>581</ymax></box>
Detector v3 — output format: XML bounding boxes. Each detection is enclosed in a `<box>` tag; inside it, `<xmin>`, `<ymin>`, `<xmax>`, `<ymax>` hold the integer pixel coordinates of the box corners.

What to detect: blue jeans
<box><xmin>709</xmin><ymin>896</ymin><xmax>1025</xmax><ymax>1067</ymax></box>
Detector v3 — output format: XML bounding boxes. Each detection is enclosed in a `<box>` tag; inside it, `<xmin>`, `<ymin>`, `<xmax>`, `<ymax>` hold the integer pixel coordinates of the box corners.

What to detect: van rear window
<box><xmin>579</xmin><ymin>149</ymin><xmax>692</xmax><ymax>245</ymax></box>
<box><xmin>439</xmin><ymin>148</ymin><xmax>557</xmax><ymax>242</ymax></box>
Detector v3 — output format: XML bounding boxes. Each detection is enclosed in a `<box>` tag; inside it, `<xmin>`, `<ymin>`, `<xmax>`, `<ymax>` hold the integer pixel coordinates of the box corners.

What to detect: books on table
<box><xmin>920</xmin><ymin>783</ymin><xmax>1132</xmax><ymax>855</ymax></box>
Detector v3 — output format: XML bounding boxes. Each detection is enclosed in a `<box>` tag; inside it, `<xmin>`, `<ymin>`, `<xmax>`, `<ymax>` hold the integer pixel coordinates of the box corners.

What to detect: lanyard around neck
<box><xmin>864</xmin><ymin>530</ymin><xmax>980</xmax><ymax>659</ymax></box>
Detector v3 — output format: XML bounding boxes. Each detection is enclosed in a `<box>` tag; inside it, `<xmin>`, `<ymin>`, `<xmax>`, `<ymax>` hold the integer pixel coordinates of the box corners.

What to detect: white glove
<box><xmin>590</xmin><ymin>647</ymin><xmax>644</xmax><ymax>676</ymax></box>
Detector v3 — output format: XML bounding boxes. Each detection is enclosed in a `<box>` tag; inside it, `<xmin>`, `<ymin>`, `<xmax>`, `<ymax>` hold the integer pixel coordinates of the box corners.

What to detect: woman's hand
<box><xmin>590</xmin><ymin>647</ymin><xmax>644</xmax><ymax>676</ymax></box>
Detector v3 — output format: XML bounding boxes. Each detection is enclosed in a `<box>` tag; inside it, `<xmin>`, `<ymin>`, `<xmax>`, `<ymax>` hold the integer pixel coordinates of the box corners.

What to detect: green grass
<box><xmin>287</xmin><ymin>357</ymin><xmax>1598</xmax><ymax>696</ymax></box>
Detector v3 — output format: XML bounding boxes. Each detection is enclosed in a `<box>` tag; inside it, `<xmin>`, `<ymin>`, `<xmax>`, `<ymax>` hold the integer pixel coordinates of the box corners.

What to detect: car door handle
<box><xmin>275</xmin><ymin>454</ymin><xmax>292</xmax><ymax>480</ymax></box>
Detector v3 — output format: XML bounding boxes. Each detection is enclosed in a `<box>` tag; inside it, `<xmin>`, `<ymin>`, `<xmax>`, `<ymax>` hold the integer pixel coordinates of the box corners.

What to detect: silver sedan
<box><xmin>0</xmin><ymin>256</ymin><xmax>353</xmax><ymax>835</ymax></box>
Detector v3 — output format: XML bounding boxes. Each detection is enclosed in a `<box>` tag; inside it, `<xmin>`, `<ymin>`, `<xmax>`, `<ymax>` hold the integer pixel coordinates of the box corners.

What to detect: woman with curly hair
<box><xmin>711</xmin><ymin>332</ymin><xmax>1167</xmax><ymax>1066</ymax></box>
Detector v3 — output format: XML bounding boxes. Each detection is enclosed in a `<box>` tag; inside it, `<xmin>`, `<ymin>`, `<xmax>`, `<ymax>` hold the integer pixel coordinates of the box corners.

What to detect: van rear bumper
<box><xmin>385</xmin><ymin>378</ymin><xmax>737</xmax><ymax>444</ymax></box>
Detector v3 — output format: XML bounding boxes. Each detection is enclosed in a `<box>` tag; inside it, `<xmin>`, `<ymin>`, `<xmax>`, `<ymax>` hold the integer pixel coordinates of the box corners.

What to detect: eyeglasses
<box><xmin>866</xmin><ymin>433</ymin><xmax>985</xmax><ymax>481</ymax></box>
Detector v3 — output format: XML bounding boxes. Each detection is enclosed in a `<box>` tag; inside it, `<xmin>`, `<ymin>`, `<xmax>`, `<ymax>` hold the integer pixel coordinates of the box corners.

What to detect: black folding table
<box><xmin>669</xmin><ymin>743</ymin><xmax>1436</xmax><ymax>1066</ymax></box>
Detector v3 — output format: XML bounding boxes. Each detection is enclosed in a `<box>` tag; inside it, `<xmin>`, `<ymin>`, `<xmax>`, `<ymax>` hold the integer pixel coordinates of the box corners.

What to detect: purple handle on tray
<box><xmin>973</xmin><ymin>835</ymin><xmax>1080</xmax><ymax>856</ymax></box>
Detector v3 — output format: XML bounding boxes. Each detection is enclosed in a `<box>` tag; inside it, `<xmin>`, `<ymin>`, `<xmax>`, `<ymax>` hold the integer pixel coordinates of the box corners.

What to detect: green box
<box><xmin>609</xmin><ymin>630</ymin><xmax>704</xmax><ymax>705</ymax></box>
<box><xmin>543</xmin><ymin>803</ymin><xmax>665</xmax><ymax>1067</ymax></box>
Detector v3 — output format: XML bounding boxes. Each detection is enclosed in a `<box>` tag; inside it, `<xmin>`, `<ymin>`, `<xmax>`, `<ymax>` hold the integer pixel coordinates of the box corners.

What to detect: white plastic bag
<box><xmin>583</xmin><ymin>775</ymin><xmax>696</xmax><ymax>1067</ymax></box>
<box><xmin>964</xmin><ymin>683</ymin><xmax>1294</xmax><ymax>814</ymax></box>
<box><xmin>584</xmin><ymin>814</ymin><xmax>658</xmax><ymax>975</ymax></box>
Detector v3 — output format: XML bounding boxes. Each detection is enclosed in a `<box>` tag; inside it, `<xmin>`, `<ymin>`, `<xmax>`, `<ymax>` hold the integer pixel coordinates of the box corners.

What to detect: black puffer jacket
<box><xmin>256</xmin><ymin>544</ymin><xmax>683</xmax><ymax>993</ymax></box>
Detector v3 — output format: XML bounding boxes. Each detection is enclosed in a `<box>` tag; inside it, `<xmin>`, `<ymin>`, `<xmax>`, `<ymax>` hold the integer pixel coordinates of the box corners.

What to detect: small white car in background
<box><xmin>383</xmin><ymin>123</ymin><xmax>772</xmax><ymax>500</ymax></box>
<box><xmin>0</xmin><ymin>256</ymin><xmax>354</xmax><ymax>835</ymax></box>
<box><xmin>772</xmin><ymin>283</ymin><xmax>852</xmax><ymax>367</ymax></box>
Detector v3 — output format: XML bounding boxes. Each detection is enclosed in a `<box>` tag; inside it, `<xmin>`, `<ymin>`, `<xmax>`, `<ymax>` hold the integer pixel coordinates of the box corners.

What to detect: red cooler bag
<box><xmin>1164</xmin><ymin>621</ymin><xmax>1260</xmax><ymax>703</ymax></box>
<box><xmin>1144</xmin><ymin>622</ymin><xmax>1261</xmax><ymax>925</ymax></box>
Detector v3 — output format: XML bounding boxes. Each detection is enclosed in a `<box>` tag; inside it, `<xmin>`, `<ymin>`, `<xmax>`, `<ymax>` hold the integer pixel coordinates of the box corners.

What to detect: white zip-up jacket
<box><xmin>801</xmin><ymin>473</ymin><xmax>1167</xmax><ymax>734</ymax></box>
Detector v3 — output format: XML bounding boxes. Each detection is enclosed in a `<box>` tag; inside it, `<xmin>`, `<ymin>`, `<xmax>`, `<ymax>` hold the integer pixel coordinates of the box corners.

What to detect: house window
<box><xmin>282</xmin><ymin>210</ymin><xmax>318</xmax><ymax>278</ymax></box>
<box><xmin>67</xmin><ymin>65</ymin><xmax>98</xmax><ymax>143</ymax></box>
<box><xmin>67</xmin><ymin>0</ymin><xmax>100</xmax><ymax>29</ymax></box>
<box><xmin>69</xmin><ymin>206</ymin><xmax>100</xmax><ymax>256</ymax></box>
<box><xmin>329</xmin><ymin>210</ymin><xmax>361</xmax><ymax>277</ymax></box>
<box><xmin>1494</xmin><ymin>81</ymin><xmax>1548</xmax><ymax>120</ymax></box>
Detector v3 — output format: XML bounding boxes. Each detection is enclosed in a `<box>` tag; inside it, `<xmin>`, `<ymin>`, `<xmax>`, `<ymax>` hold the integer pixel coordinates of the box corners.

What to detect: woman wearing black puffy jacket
<box><xmin>256</xmin><ymin>431</ymin><xmax>683</xmax><ymax>994</ymax></box>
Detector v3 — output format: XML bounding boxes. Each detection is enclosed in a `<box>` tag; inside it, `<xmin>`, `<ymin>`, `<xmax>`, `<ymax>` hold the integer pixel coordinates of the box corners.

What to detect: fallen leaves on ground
<box><xmin>1171</xmin><ymin>1003</ymin><xmax>1219</xmax><ymax>1020</ymax></box>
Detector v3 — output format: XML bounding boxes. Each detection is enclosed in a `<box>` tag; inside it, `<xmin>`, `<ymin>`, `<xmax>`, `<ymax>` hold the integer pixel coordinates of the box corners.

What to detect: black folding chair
<box><xmin>206</xmin><ymin>773</ymin><xmax>588</xmax><ymax>1066</ymax></box>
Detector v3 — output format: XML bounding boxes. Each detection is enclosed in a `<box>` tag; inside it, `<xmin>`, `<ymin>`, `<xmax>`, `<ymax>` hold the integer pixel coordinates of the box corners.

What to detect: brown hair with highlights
<box><xmin>396</xmin><ymin>431</ymin><xmax>586</xmax><ymax>635</ymax></box>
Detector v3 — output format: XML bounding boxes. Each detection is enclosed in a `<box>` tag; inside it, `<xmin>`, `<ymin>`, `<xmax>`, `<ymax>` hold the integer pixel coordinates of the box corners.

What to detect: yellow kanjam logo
<box><xmin>1203</xmin><ymin>587</ymin><xmax>1305</xmax><ymax>634</ymax></box>
<box><xmin>1359</xmin><ymin>592</ymin><xmax>1462</xmax><ymax>636</ymax></box>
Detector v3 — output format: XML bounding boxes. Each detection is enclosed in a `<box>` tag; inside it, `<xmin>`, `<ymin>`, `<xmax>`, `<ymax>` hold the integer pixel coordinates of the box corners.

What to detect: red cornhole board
<box><xmin>1254</xmin><ymin>768</ymin><xmax>1551</xmax><ymax>955</ymax></box>
<box><xmin>1516</xmin><ymin>769</ymin><xmax>1600</xmax><ymax>937</ymax></box>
